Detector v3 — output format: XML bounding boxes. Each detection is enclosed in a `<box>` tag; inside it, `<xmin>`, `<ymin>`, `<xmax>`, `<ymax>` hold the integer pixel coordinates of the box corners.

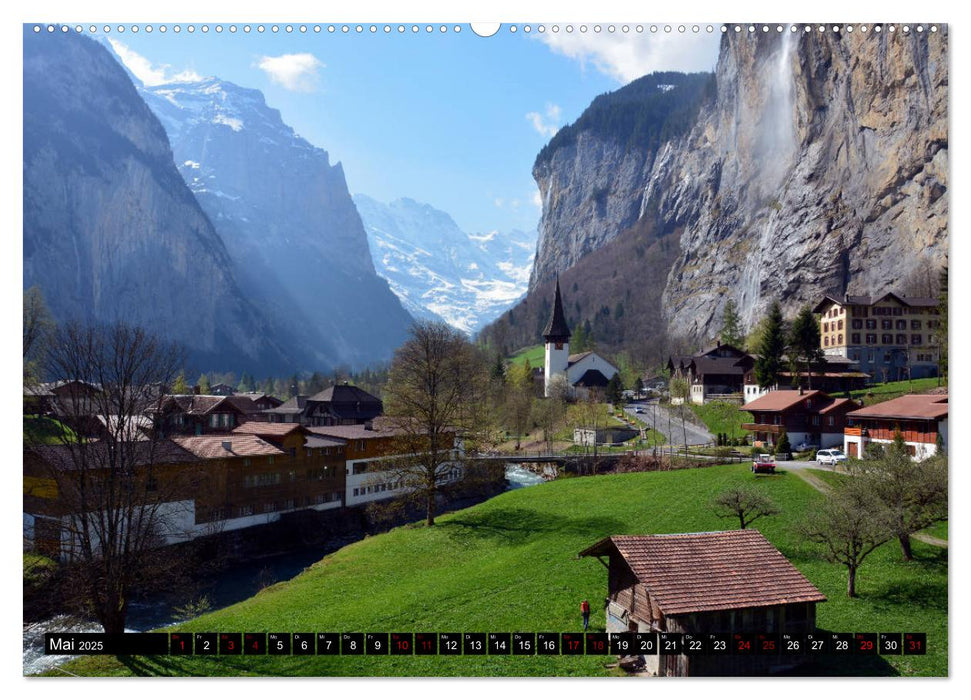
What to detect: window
<box><xmin>288</xmin><ymin>447</ymin><xmax>297</xmax><ymax>459</ymax></box>
<box><xmin>866</xmin><ymin>334</ymin><xmax>876</xmax><ymax>345</ymax></box>
<box><xmin>824</xmin><ymin>336</ymin><xmax>829</xmax><ymax>347</ymax></box>
<box><xmin>851</xmin><ymin>333</ymin><xmax>860</xmax><ymax>344</ymax></box>
<box><xmin>210</xmin><ymin>414</ymin><xmax>219</xmax><ymax>428</ymax></box>
<box><xmin>838</xmin><ymin>334</ymin><xmax>843</xmax><ymax>345</ymax></box>
<box><xmin>881</xmin><ymin>320</ymin><xmax>892</xmax><ymax>330</ymax></box>
<box><xmin>866</xmin><ymin>319</ymin><xmax>876</xmax><ymax>330</ymax></box>
<box><xmin>852</xmin><ymin>319</ymin><xmax>863</xmax><ymax>329</ymax></box>
<box><xmin>868</xmin><ymin>351</ymin><xmax>875</xmax><ymax>362</ymax></box>
<box><xmin>912</xmin><ymin>320</ymin><xmax>922</xmax><ymax>330</ymax></box>
<box><xmin>850</xmin><ymin>352</ymin><xmax>859</xmax><ymax>361</ymax></box>
<box><xmin>895</xmin><ymin>320</ymin><xmax>906</xmax><ymax>330</ymax></box>
<box><xmin>268</xmin><ymin>456</ymin><xmax>274</xmax><ymax>465</ymax></box>
<box><xmin>892</xmin><ymin>307</ymin><xmax>903</xmax><ymax>316</ymax></box>
<box><xmin>911</xmin><ymin>335</ymin><xmax>922</xmax><ymax>345</ymax></box>
<box><xmin>823</xmin><ymin>322</ymin><xmax>829</xmax><ymax>333</ymax></box>
<box><xmin>827</xmin><ymin>416</ymin><xmax>835</xmax><ymax>426</ymax></box>
<box><xmin>283</xmin><ymin>499</ymin><xmax>295</xmax><ymax>510</ymax></box>
<box><xmin>357</xmin><ymin>440</ymin><xmax>366</xmax><ymax>451</ymax></box>
<box><xmin>811</xmin><ymin>416</ymin><xmax>819</xmax><ymax>426</ymax></box>
<box><xmin>882</xmin><ymin>334</ymin><xmax>893</xmax><ymax>344</ymax></box>
<box><xmin>896</xmin><ymin>334</ymin><xmax>906</xmax><ymax>345</ymax></box>
<box><xmin>838</xmin><ymin>320</ymin><xmax>843</xmax><ymax>330</ymax></box>
<box><xmin>353</xmin><ymin>488</ymin><xmax>359</xmax><ymax>496</ymax></box>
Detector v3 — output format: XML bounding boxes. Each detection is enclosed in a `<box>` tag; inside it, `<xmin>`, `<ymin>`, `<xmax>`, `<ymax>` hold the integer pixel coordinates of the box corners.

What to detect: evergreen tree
<box><xmin>754</xmin><ymin>302</ymin><xmax>786</xmax><ymax>389</ymax></box>
<box><xmin>307</xmin><ymin>371</ymin><xmax>326</xmax><ymax>395</ymax></box>
<box><xmin>606</xmin><ymin>373</ymin><xmax>624</xmax><ymax>405</ymax></box>
<box><xmin>490</xmin><ymin>352</ymin><xmax>506</xmax><ymax>385</ymax></box>
<box><xmin>572</xmin><ymin>323</ymin><xmax>588</xmax><ymax>353</ymax></box>
<box><xmin>236</xmin><ymin>372</ymin><xmax>253</xmax><ymax>393</ymax></box>
<box><xmin>720</xmin><ymin>298</ymin><xmax>745</xmax><ymax>349</ymax></box>
<box><xmin>789</xmin><ymin>305</ymin><xmax>825</xmax><ymax>390</ymax></box>
<box><xmin>775</xmin><ymin>429</ymin><xmax>791</xmax><ymax>456</ymax></box>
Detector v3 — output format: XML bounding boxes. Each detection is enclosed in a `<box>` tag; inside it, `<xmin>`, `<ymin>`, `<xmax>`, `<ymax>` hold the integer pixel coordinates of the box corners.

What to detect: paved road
<box><xmin>624</xmin><ymin>401</ymin><xmax>713</xmax><ymax>446</ymax></box>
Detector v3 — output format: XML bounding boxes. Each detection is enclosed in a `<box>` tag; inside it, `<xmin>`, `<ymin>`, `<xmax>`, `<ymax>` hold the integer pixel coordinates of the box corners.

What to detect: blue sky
<box><xmin>106</xmin><ymin>25</ymin><xmax>720</xmax><ymax>236</ymax></box>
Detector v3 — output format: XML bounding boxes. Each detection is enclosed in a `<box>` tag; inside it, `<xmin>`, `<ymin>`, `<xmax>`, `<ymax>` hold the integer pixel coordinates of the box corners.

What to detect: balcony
<box><xmin>741</xmin><ymin>423</ymin><xmax>783</xmax><ymax>434</ymax></box>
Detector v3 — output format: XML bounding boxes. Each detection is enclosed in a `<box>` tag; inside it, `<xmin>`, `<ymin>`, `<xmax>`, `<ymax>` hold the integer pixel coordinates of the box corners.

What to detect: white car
<box><xmin>816</xmin><ymin>449</ymin><xmax>847</xmax><ymax>466</ymax></box>
<box><xmin>794</xmin><ymin>441</ymin><xmax>818</xmax><ymax>452</ymax></box>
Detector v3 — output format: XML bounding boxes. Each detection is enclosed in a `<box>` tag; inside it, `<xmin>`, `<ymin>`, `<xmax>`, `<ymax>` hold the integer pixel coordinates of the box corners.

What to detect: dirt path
<box><xmin>791</xmin><ymin>467</ymin><xmax>947</xmax><ymax>548</ymax></box>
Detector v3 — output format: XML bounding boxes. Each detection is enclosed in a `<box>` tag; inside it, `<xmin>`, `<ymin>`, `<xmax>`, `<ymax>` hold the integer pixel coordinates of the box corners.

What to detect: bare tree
<box><xmin>711</xmin><ymin>486</ymin><xmax>781</xmax><ymax>529</ymax></box>
<box><xmin>23</xmin><ymin>286</ymin><xmax>54</xmax><ymax>383</ymax></box>
<box><xmin>381</xmin><ymin>321</ymin><xmax>490</xmax><ymax>526</ymax></box>
<box><xmin>669</xmin><ymin>370</ymin><xmax>691</xmax><ymax>457</ymax></box>
<box><xmin>798</xmin><ymin>483</ymin><xmax>892</xmax><ymax>597</ymax></box>
<box><xmin>25</xmin><ymin>321</ymin><xmax>188</xmax><ymax>633</ymax></box>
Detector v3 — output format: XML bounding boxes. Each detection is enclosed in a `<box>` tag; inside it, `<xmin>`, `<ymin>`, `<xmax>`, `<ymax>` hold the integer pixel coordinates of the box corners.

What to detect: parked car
<box><xmin>816</xmin><ymin>449</ymin><xmax>847</xmax><ymax>466</ymax></box>
<box><xmin>634</xmin><ymin>408</ymin><xmax>645</xmax><ymax>414</ymax></box>
<box><xmin>794</xmin><ymin>441</ymin><xmax>818</xmax><ymax>452</ymax></box>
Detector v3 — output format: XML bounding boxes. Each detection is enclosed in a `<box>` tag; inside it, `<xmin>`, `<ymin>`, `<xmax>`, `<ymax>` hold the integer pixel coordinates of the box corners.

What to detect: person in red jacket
<box><xmin>581</xmin><ymin>599</ymin><xmax>591</xmax><ymax>631</ymax></box>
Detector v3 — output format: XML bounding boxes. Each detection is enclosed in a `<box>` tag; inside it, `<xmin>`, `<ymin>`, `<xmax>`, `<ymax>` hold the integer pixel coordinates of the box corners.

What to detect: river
<box><xmin>23</xmin><ymin>464</ymin><xmax>545</xmax><ymax>675</ymax></box>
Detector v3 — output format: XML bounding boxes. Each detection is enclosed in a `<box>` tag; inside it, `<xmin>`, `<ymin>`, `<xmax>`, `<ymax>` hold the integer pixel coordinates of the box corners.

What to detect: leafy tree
<box><xmin>719</xmin><ymin>298</ymin><xmax>745</xmax><ymax>349</ymax></box>
<box><xmin>853</xmin><ymin>430</ymin><xmax>948</xmax><ymax>560</ymax></box>
<box><xmin>788</xmin><ymin>305</ymin><xmax>825</xmax><ymax>390</ymax></box>
<box><xmin>171</xmin><ymin>370</ymin><xmax>189</xmax><ymax>395</ymax></box>
<box><xmin>505</xmin><ymin>359</ymin><xmax>534</xmax><ymax>450</ymax></box>
<box><xmin>798</xmin><ymin>482</ymin><xmax>892</xmax><ymax>597</ymax></box>
<box><xmin>711</xmin><ymin>486</ymin><xmax>781</xmax><ymax>529</ymax></box>
<box><xmin>197</xmin><ymin>374</ymin><xmax>210</xmax><ymax>394</ymax></box>
<box><xmin>23</xmin><ymin>286</ymin><xmax>54</xmax><ymax>383</ymax></box>
<box><xmin>754</xmin><ymin>302</ymin><xmax>786</xmax><ymax>389</ymax></box>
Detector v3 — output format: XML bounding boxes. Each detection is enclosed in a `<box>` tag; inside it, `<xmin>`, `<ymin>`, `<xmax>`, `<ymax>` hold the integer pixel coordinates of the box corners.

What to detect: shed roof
<box><xmin>580</xmin><ymin>530</ymin><xmax>826</xmax><ymax>615</ymax></box>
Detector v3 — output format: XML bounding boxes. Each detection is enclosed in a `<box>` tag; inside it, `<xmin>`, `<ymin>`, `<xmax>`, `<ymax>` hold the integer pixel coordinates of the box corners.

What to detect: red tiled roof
<box><xmin>849</xmin><ymin>394</ymin><xmax>948</xmax><ymax>421</ymax></box>
<box><xmin>171</xmin><ymin>435</ymin><xmax>285</xmax><ymax>459</ymax></box>
<box><xmin>580</xmin><ymin>530</ymin><xmax>826</xmax><ymax>615</ymax></box>
<box><xmin>233</xmin><ymin>421</ymin><xmax>305</xmax><ymax>437</ymax></box>
<box><xmin>741</xmin><ymin>390</ymin><xmax>827</xmax><ymax>412</ymax></box>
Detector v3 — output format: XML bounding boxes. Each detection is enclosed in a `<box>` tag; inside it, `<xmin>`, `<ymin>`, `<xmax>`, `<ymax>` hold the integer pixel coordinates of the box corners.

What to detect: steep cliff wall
<box><xmin>23</xmin><ymin>29</ymin><xmax>304</xmax><ymax>374</ymax></box>
<box><xmin>507</xmin><ymin>27</ymin><xmax>947</xmax><ymax>355</ymax></box>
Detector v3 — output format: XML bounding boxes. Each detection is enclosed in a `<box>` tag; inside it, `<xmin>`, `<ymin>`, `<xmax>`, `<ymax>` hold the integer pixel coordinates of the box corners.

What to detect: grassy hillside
<box><xmin>55</xmin><ymin>465</ymin><xmax>946</xmax><ymax>677</ymax></box>
<box><xmin>688</xmin><ymin>401</ymin><xmax>753</xmax><ymax>440</ymax></box>
<box><xmin>849</xmin><ymin>378</ymin><xmax>943</xmax><ymax>405</ymax></box>
<box><xmin>508</xmin><ymin>344</ymin><xmax>545</xmax><ymax>368</ymax></box>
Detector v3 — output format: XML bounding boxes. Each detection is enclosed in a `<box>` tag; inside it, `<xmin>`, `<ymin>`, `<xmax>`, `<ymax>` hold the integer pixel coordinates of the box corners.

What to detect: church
<box><xmin>542</xmin><ymin>277</ymin><xmax>620</xmax><ymax>398</ymax></box>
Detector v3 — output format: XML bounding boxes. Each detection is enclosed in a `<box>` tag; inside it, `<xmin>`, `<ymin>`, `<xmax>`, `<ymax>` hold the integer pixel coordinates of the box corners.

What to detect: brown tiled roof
<box><xmin>307</xmin><ymin>423</ymin><xmax>402</xmax><ymax>440</ymax></box>
<box><xmin>28</xmin><ymin>440</ymin><xmax>200</xmax><ymax>470</ymax></box>
<box><xmin>233</xmin><ymin>421</ymin><xmax>305</xmax><ymax>437</ymax></box>
<box><xmin>817</xmin><ymin>398</ymin><xmax>860</xmax><ymax>415</ymax></box>
<box><xmin>849</xmin><ymin>394</ymin><xmax>948</xmax><ymax>421</ymax></box>
<box><xmin>305</xmin><ymin>435</ymin><xmax>347</xmax><ymax>449</ymax></box>
<box><xmin>163</xmin><ymin>394</ymin><xmax>244</xmax><ymax>415</ymax></box>
<box><xmin>741</xmin><ymin>389</ymin><xmax>827</xmax><ymax>412</ymax></box>
<box><xmin>171</xmin><ymin>435</ymin><xmax>285</xmax><ymax>459</ymax></box>
<box><xmin>580</xmin><ymin>531</ymin><xmax>826</xmax><ymax>615</ymax></box>
<box><xmin>814</xmin><ymin>292</ymin><xmax>938</xmax><ymax>312</ymax></box>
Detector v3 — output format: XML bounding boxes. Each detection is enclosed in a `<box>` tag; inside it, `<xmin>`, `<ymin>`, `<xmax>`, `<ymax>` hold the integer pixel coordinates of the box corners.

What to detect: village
<box><xmin>22</xmin><ymin>275</ymin><xmax>948</xmax><ymax>677</ymax></box>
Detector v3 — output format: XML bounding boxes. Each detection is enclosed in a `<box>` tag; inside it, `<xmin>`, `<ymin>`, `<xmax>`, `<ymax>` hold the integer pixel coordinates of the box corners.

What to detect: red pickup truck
<box><xmin>752</xmin><ymin>454</ymin><xmax>777</xmax><ymax>474</ymax></box>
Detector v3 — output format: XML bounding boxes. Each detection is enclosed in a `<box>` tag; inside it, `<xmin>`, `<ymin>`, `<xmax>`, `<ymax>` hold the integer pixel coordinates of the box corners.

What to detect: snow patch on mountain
<box><xmin>354</xmin><ymin>194</ymin><xmax>536</xmax><ymax>335</ymax></box>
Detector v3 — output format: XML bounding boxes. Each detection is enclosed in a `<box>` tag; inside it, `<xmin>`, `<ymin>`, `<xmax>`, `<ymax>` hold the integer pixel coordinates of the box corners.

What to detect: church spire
<box><xmin>543</xmin><ymin>275</ymin><xmax>571</xmax><ymax>343</ymax></box>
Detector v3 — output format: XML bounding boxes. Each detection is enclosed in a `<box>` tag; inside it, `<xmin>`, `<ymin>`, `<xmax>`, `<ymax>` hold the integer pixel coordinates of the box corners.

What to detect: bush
<box><xmin>776</xmin><ymin>430</ymin><xmax>791</xmax><ymax>455</ymax></box>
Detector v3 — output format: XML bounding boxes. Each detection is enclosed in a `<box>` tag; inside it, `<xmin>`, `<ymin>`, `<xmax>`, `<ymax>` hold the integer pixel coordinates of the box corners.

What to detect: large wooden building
<box><xmin>580</xmin><ymin>530</ymin><xmax>826</xmax><ymax>676</ymax></box>
<box><xmin>843</xmin><ymin>393</ymin><xmax>948</xmax><ymax>460</ymax></box>
<box><xmin>668</xmin><ymin>343</ymin><xmax>752</xmax><ymax>405</ymax></box>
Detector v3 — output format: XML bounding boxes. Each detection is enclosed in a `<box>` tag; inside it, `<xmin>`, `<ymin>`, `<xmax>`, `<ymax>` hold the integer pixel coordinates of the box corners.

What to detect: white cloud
<box><xmin>525</xmin><ymin>103</ymin><xmax>562</xmax><ymax>138</ymax></box>
<box><xmin>256</xmin><ymin>53</ymin><xmax>325</xmax><ymax>92</ymax></box>
<box><xmin>494</xmin><ymin>197</ymin><xmax>504</xmax><ymax>208</ymax></box>
<box><xmin>531</xmin><ymin>189</ymin><xmax>543</xmax><ymax>208</ymax></box>
<box><xmin>107</xmin><ymin>39</ymin><xmax>202</xmax><ymax>86</ymax></box>
<box><xmin>537</xmin><ymin>30</ymin><xmax>720</xmax><ymax>84</ymax></box>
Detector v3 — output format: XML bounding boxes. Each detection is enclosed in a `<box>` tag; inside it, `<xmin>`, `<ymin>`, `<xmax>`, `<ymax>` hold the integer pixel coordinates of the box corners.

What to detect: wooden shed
<box><xmin>580</xmin><ymin>530</ymin><xmax>826</xmax><ymax>676</ymax></box>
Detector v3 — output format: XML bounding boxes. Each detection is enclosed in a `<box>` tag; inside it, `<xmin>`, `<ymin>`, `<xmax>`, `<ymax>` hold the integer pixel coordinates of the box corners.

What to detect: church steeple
<box><xmin>543</xmin><ymin>275</ymin><xmax>572</xmax><ymax>343</ymax></box>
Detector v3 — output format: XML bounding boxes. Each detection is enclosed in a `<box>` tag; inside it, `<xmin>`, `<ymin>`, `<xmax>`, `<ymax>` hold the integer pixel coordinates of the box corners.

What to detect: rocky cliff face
<box><xmin>23</xmin><ymin>29</ymin><xmax>303</xmax><ymax>374</ymax></box>
<box><xmin>523</xmin><ymin>28</ymin><xmax>948</xmax><ymax>346</ymax></box>
<box><xmin>137</xmin><ymin>76</ymin><xmax>414</xmax><ymax>368</ymax></box>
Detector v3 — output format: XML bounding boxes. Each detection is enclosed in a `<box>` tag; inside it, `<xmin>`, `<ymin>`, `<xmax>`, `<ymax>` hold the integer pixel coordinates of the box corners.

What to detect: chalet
<box><xmin>263</xmin><ymin>384</ymin><xmax>383</xmax><ymax>427</ymax></box>
<box><xmin>580</xmin><ymin>530</ymin><xmax>826</xmax><ymax>676</ymax></box>
<box><xmin>208</xmin><ymin>383</ymin><xmax>237</xmax><ymax>396</ymax></box>
<box><xmin>668</xmin><ymin>343</ymin><xmax>753</xmax><ymax>405</ymax></box>
<box><xmin>741</xmin><ymin>390</ymin><xmax>860</xmax><ymax>449</ymax></box>
<box><xmin>23</xmin><ymin>380</ymin><xmax>102</xmax><ymax>417</ymax></box>
<box><xmin>541</xmin><ymin>278</ymin><xmax>620</xmax><ymax>398</ymax></box>
<box><xmin>233</xmin><ymin>392</ymin><xmax>284</xmax><ymax>412</ymax></box>
<box><xmin>742</xmin><ymin>355</ymin><xmax>869</xmax><ymax>402</ymax></box>
<box><xmin>155</xmin><ymin>394</ymin><xmax>251</xmax><ymax>435</ymax></box>
<box><xmin>844</xmin><ymin>394</ymin><xmax>948</xmax><ymax>460</ymax></box>
<box><xmin>308</xmin><ymin>418</ymin><xmax>461</xmax><ymax>508</ymax></box>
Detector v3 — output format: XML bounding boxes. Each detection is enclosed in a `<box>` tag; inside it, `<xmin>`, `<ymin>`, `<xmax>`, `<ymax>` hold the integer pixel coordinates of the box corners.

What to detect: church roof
<box><xmin>542</xmin><ymin>277</ymin><xmax>572</xmax><ymax>342</ymax></box>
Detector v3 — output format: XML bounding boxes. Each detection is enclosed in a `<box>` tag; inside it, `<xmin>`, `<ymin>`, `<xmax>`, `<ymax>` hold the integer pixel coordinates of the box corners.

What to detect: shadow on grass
<box><xmin>442</xmin><ymin>507</ymin><xmax>626</xmax><ymax>546</ymax></box>
<box><xmin>117</xmin><ymin>655</ymin><xmax>200</xmax><ymax>677</ymax></box>
<box><xmin>868</xmin><ymin>578</ymin><xmax>948</xmax><ymax>613</ymax></box>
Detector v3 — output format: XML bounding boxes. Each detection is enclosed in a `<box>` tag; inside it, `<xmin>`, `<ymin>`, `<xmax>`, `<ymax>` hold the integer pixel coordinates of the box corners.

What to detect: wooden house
<box><xmin>155</xmin><ymin>394</ymin><xmax>251</xmax><ymax>436</ymax></box>
<box><xmin>263</xmin><ymin>384</ymin><xmax>383</xmax><ymax>427</ymax></box>
<box><xmin>741</xmin><ymin>390</ymin><xmax>860</xmax><ymax>449</ymax></box>
<box><xmin>844</xmin><ymin>393</ymin><xmax>948</xmax><ymax>460</ymax></box>
<box><xmin>668</xmin><ymin>344</ymin><xmax>753</xmax><ymax>404</ymax></box>
<box><xmin>580</xmin><ymin>530</ymin><xmax>826</xmax><ymax>676</ymax></box>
